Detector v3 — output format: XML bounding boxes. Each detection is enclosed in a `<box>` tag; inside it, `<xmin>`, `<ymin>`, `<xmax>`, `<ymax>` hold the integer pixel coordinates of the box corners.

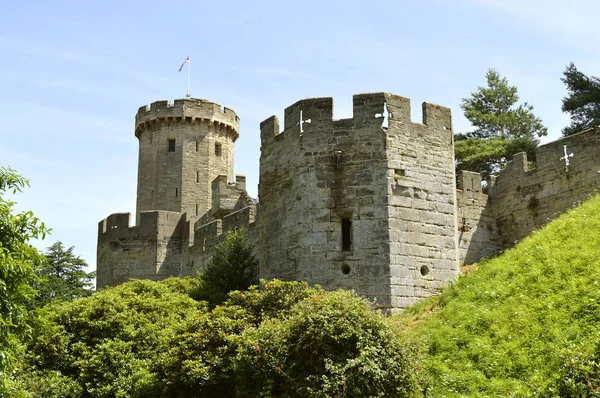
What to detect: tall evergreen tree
<box><xmin>196</xmin><ymin>229</ymin><xmax>258</xmax><ymax>306</ymax></box>
<box><xmin>455</xmin><ymin>69</ymin><xmax>547</xmax><ymax>178</ymax></box>
<box><xmin>32</xmin><ymin>242</ymin><xmax>95</xmax><ymax>308</ymax></box>
<box><xmin>561</xmin><ymin>62</ymin><xmax>600</xmax><ymax>136</ymax></box>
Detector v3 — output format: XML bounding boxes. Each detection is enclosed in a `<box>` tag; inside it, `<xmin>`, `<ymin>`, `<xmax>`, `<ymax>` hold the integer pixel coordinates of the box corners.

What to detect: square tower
<box><xmin>258</xmin><ymin>93</ymin><xmax>459</xmax><ymax>310</ymax></box>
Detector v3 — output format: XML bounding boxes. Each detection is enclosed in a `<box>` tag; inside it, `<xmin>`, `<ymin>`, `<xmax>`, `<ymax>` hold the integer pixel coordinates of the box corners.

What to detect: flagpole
<box><xmin>186</xmin><ymin>54</ymin><xmax>191</xmax><ymax>98</ymax></box>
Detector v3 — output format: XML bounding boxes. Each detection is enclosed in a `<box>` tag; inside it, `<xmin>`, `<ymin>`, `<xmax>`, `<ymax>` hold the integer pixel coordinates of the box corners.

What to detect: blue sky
<box><xmin>1</xmin><ymin>0</ymin><xmax>599</xmax><ymax>273</ymax></box>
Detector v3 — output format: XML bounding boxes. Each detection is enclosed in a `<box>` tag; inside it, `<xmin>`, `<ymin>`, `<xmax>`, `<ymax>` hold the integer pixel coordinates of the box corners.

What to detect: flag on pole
<box><xmin>178</xmin><ymin>56</ymin><xmax>190</xmax><ymax>72</ymax></box>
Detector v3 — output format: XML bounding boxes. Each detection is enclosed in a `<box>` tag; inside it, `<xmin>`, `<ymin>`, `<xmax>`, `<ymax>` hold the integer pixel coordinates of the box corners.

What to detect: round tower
<box><xmin>134</xmin><ymin>98</ymin><xmax>239</xmax><ymax>224</ymax></box>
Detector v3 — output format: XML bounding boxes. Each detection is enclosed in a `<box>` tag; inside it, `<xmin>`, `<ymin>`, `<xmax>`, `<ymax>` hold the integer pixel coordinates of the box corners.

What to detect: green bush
<box><xmin>236</xmin><ymin>288</ymin><xmax>420</xmax><ymax>397</ymax></box>
<box><xmin>16</xmin><ymin>278</ymin><xmax>204</xmax><ymax>397</ymax></box>
<box><xmin>16</xmin><ymin>279</ymin><xmax>420</xmax><ymax>397</ymax></box>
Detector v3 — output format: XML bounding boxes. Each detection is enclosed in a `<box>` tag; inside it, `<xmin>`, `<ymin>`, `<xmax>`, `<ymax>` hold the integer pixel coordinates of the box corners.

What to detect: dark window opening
<box><xmin>196</xmin><ymin>171</ymin><xmax>199</xmax><ymax>183</ymax></box>
<box><xmin>341</xmin><ymin>218</ymin><xmax>352</xmax><ymax>251</ymax></box>
<box><xmin>195</xmin><ymin>204</ymin><xmax>199</xmax><ymax>216</ymax></box>
<box><xmin>195</xmin><ymin>141</ymin><xmax>199</xmax><ymax>152</ymax></box>
<box><xmin>215</xmin><ymin>143</ymin><xmax>222</xmax><ymax>156</ymax></box>
<box><xmin>168</xmin><ymin>139</ymin><xmax>176</xmax><ymax>152</ymax></box>
<box><xmin>175</xmin><ymin>188</ymin><xmax>178</xmax><ymax>198</ymax></box>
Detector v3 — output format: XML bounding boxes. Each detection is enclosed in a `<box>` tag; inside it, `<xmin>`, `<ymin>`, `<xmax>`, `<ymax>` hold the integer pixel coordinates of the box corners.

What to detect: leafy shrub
<box><xmin>16</xmin><ymin>278</ymin><xmax>204</xmax><ymax>397</ymax></box>
<box><xmin>17</xmin><ymin>279</ymin><xmax>420</xmax><ymax>397</ymax></box>
<box><xmin>236</xmin><ymin>288</ymin><xmax>420</xmax><ymax>397</ymax></box>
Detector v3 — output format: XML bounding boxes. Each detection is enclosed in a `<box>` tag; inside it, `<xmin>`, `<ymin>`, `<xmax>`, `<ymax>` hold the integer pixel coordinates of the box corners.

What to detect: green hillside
<box><xmin>394</xmin><ymin>193</ymin><xmax>600</xmax><ymax>397</ymax></box>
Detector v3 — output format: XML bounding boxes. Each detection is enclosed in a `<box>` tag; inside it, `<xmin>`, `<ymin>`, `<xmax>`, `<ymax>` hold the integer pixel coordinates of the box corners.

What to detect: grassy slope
<box><xmin>393</xmin><ymin>194</ymin><xmax>600</xmax><ymax>397</ymax></box>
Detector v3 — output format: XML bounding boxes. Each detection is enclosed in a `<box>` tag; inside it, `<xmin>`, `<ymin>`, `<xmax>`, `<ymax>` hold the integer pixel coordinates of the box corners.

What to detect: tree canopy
<box><xmin>0</xmin><ymin>166</ymin><xmax>49</xmax><ymax>391</ymax></box>
<box><xmin>455</xmin><ymin>69</ymin><xmax>547</xmax><ymax>179</ymax></box>
<box><xmin>561</xmin><ymin>62</ymin><xmax>600</xmax><ymax>136</ymax></box>
<box><xmin>31</xmin><ymin>241</ymin><xmax>95</xmax><ymax>308</ymax></box>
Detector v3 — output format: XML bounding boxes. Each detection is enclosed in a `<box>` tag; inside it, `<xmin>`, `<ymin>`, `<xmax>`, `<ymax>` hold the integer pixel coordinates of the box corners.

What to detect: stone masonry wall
<box><xmin>258</xmin><ymin>93</ymin><xmax>460</xmax><ymax>310</ymax></box>
<box><xmin>385</xmin><ymin>96</ymin><xmax>460</xmax><ymax>308</ymax></box>
<box><xmin>259</xmin><ymin>95</ymin><xmax>392</xmax><ymax>305</ymax></box>
<box><xmin>490</xmin><ymin>127</ymin><xmax>600</xmax><ymax>246</ymax></box>
<box><xmin>97</xmin><ymin>211</ymin><xmax>184</xmax><ymax>288</ymax></box>
<box><xmin>184</xmin><ymin>205</ymin><xmax>257</xmax><ymax>276</ymax></box>
<box><xmin>456</xmin><ymin>171</ymin><xmax>502</xmax><ymax>264</ymax></box>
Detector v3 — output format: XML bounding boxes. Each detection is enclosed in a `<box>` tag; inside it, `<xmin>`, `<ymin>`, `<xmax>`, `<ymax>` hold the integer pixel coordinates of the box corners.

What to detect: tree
<box><xmin>195</xmin><ymin>228</ymin><xmax>258</xmax><ymax>306</ymax></box>
<box><xmin>0</xmin><ymin>166</ymin><xmax>49</xmax><ymax>390</ymax></box>
<box><xmin>456</xmin><ymin>69</ymin><xmax>547</xmax><ymax>178</ymax></box>
<box><xmin>32</xmin><ymin>242</ymin><xmax>95</xmax><ymax>308</ymax></box>
<box><xmin>561</xmin><ymin>62</ymin><xmax>600</xmax><ymax>136</ymax></box>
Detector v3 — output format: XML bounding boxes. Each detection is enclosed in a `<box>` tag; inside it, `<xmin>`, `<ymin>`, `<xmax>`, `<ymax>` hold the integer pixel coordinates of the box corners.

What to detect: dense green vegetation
<box><xmin>0</xmin><ymin>167</ymin><xmax>49</xmax><ymax>393</ymax></box>
<box><xmin>13</xmin><ymin>279</ymin><xmax>419</xmax><ymax>397</ymax></box>
<box><xmin>393</xmin><ymin>194</ymin><xmax>600</xmax><ymax>396</ymax></box>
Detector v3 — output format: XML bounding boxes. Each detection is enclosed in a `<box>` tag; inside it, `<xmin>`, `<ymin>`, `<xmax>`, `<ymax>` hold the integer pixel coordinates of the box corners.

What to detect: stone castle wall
<box><xmin>97</xmin><ymin>211</ymin><xmax>184</xmax><ymax>288</ymax></box>
<box><xmin>258</xmin><ymin>93</ymin><xmax>459</xmax><ymax>309</ymax></box>
<box><xmin>97</xmin><ymin>94</ymin><xmax>600</xmax><ymax>310</ymax></box>
<box><xmin>456</xmin><ymin>170</ymin><xmax>502</xmax><ymax>265</ymax></box>
<box><xmin>384</xmin><ymin>97</ymin><xmax>459</xmax><ymax>308</ymax></box>
<box><xmin>491</xmin><ymin>127</ymin><xmax>600</xmax><ymax>246</ymax></box>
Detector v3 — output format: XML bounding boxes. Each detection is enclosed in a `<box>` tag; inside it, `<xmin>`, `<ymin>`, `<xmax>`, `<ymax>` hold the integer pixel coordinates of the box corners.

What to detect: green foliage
<box><xmin>396</xmin><ymin>194</ymin><xmax>600</xmax><ymax>396</ymax></box>
<box><xmin>195</xmin><ymin>228</ymin><xmax>258</xmax><ymax>306</ymax></box>
<box><xmin>17</xmin><ymin>279</ymin><xmax>420</xmax><ymax>397</ymax></box>
<box><xmin>31</xmin><ymin>241</ymin><xmax>95</xmax><ymax>308</ymax></box>
<box><xmin>561</xmin><ymin>62</ymin><xmax>600</xmax><ymax>136</ymax></box>
<box><xmin>17</xmin><ymin>278</ymin><xmax>204</xmax><ymax>397</ymax></box>
<box><xmin>456</xmin><ymin>69</ymin><xmax>546</xmax><ymax>178</ymax></box>
<box><xmin>235</xmin><ymin>288</ymin><xmax>420</xmax><ymax>397</ymax></box>
<box><xmin>0</xmin><ymin>166</ymin><xmax>49</xmax><ymax>391</ymax></box>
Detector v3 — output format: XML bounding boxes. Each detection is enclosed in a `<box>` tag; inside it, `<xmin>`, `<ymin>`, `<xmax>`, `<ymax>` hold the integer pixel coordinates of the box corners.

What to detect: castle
<box><xmin>97</xmin><ymin>93</ymin><xmax>600</xmax><ymax>311</ymax></box>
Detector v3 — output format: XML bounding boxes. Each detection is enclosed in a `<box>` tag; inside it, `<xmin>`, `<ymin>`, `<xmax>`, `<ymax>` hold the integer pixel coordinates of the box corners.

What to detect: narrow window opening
<box><xmin>196</xmin><ymin>171</ymin><xmax>199</xmax><ymax>183</ymax></box>
<box><xmin>195</xmin><ymin>204</ymin><xmax>199</xmax><ymax>216</ymax></box>
<box><xmin>341</xmin><ymin>218</ymin><xmax>352</xmax><ymax>251</ymax></box>
<box><xmin>215</xmin><ymin>142</ymin><xmax>222</xmax><ymax>156</ymax></box>
<box><xmin>168</xmin><ymin>139</ymin><xmax>175</xmax><ymax>152</ymax></box>
<box><xmin>195</xmin><ymin>141</ymin><xmax>199</xmax><ymax>152</ymax></box>
<box><xmin>175</xmin><ymin>188</ymin><xmax>178</xmax><ymax>198</ymax></box>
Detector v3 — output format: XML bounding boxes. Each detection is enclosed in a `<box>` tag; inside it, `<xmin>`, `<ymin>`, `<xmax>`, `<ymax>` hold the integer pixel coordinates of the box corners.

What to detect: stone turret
<box><xmin>134</xmin><ymin>98</ymin><xmax>240</xmax><ymax>224</ymax></box>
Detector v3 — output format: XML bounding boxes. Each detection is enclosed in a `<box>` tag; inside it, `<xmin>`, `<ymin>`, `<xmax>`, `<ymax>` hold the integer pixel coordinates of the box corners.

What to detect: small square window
<box><xmin>215</xmin><ymin>143</ymin><xmax>222</xmax><ymax>157</ymax></box>
<box><xmin>168</xmin><ymin>139</ymin><xmax>176</xmax><ymax>152</ymax></box>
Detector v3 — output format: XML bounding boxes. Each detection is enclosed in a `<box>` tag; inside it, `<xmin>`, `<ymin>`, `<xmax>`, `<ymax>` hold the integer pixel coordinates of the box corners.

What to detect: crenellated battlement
<box><xmin>135</xmin><ymin>98</ymin><xmax>239</xmax><ymax>140</ymax></box>
<box><xmin>211</xmin><ymin>175</ymin><xmax>250</xmax><ymax>218</ymax></box>
<box><xmin>193</xmin><ymin>205</ymin><xmax>256</xmax><ymax>245</ymax></box>
<box><xmin>98</xmin><ymin>211</ymin><xmax>184</xmax><ymax>240</ymax></box>
<box><xmin>495</xmin><ymin>127</ymin><xmax>600</xmax><ymax>184</ymax></box>
<box><xmin>260</xmin><ymin>93</ymin><xmax>452</xmax><ymax>144</ymax></box>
